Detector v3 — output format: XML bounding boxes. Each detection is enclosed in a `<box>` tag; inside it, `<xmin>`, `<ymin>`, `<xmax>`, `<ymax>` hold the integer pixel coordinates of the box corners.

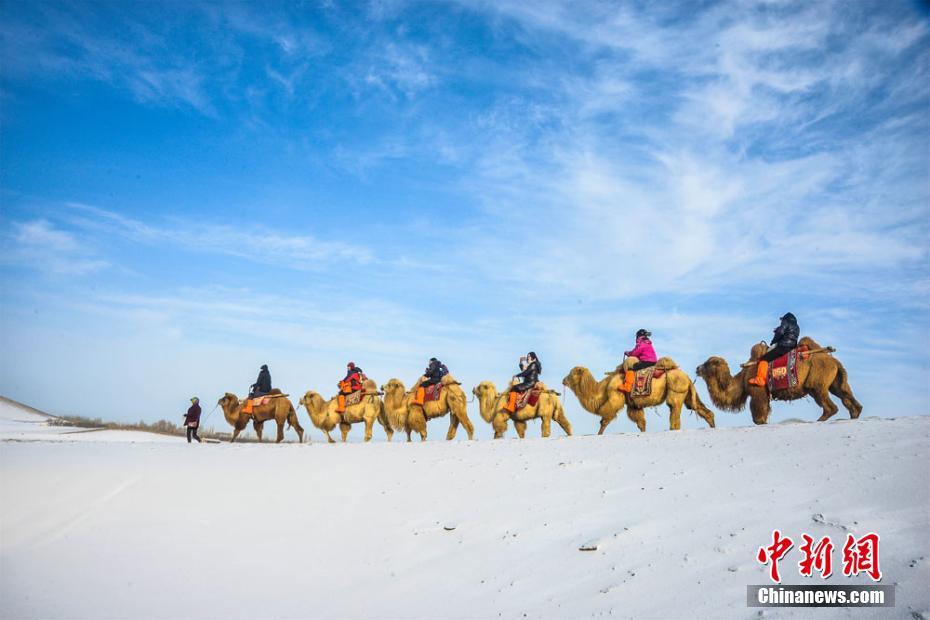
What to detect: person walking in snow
<box><xmin>183</xmin><ymin>397</ymin><xmax>202</xmax><ymax>443</ymax></box>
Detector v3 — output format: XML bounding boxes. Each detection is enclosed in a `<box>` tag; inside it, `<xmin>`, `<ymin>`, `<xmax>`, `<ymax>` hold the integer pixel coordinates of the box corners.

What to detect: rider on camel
<box><xmin>749</xmin><ymin>313</ymin><xmax>800</xmax><ymax>386</ymax></box>
<box><xmin>337</xmin><ymin>362</ymin><xmax>365</xmax><ymax>413</ymax></box>
<box><xmin>244</xmin><ymin>364</ymin><xmax>272</xmax><ymax>413</ymax></box>
<box><xmin>413</xmin><ymin>358</ymin><xmax>448</xmax><ymax>405</ymax></box>
<box><xmin>619</xmin><ymin>329</ymin><xmax>657</xmax><ymax>393</ymax></box>
<box><xmin>504</xmin><ymin>352</ymin><xmax>541</xmax><ymax>413</ymax></box>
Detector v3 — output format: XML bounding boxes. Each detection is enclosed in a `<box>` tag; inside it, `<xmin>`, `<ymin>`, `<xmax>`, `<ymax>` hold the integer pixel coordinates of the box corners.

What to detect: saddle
<box><xmin>241</xmin><ymin>390</ymin><xmax>287</xmax><ymax>413</ymax></box>
<box><xmin>631</xmin><ymin>367</ymin><xmax>663</xmax><ymax>397</ymax></box>
<box><xmin>423</xmin><ymin>383</ymin><xmax>443</xmax><ymax>403</ymax></box>
<box><xmin>344</xmin><ymin>388</ymin><xmax>368</xmax><ymax>408</ymax></box>
<box><xmin>513</xmin><ymin>386</ymin><xmax>543</xmax><ymax>411</ymax></box>
<box><xmin>767</xmin><ymin>345</ymin><xmax>807</xmax><ymax>391</ymax></box>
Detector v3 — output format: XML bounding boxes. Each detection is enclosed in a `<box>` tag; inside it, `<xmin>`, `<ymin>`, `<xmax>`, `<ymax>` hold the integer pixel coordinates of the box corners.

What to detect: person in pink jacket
<box><xmin>620</xmin><ymin>329</ymin><xmax>658</xmax><ymax>393</ymax></box>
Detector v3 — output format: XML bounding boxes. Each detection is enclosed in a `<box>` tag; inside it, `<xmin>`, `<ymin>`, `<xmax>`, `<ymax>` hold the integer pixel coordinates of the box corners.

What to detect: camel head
<box><xmin>695</xmin><ymin>356</ymin><xmax>748</xmax><ymax>412</ymax></box>
<box><xmin>381</xmin><ymin>378</ymin><xmax>406</xmax><ymax>396</ymax></box>
<box><xmin>218</xmin><ymin>393</ymin><xmax>239</xmax><ymax>410</ymax></box>
<box><xmin>472</xmin><ymin>381</ymin><xmax>499</xmax><ymax>423</ymax></box>
<box><xmin>299</xmin><ymin>390</ymin><xmax>324</xmax><ymax>412</ymax></box>
<box><xmin>562</xmin><ymin>366</ymin><xmax>591</xmax><ymax>392</ymax></box>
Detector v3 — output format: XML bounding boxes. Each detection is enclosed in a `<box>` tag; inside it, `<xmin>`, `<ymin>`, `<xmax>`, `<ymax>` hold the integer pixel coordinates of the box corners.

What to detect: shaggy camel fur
<box><xmin>217</xmin><ymin>391</ymin><xmax>304</xmax><ymax>443</ymax></box>
<box><xmin>472</xmin><ymin>381</ymin><xmax>572</xmax><ymax>439</ymax></box>
<box><xmin>695</xmin><ymin>337</ymin><xmax>862</xmax><ymax>425</ymax></box>
<box><xmin>298</xmin><ymin>379</ymin><xmax>388</xmax><ymax>442</ymax></box>
<box><xmin>379</xmin><ymin>375</ymin><xmax>474</xmax><ymax>441</ymax></box>
<box><xmin>562</xmin><ymin>358</ymin><xmax>715</xmax><ymax>433</ymax></box>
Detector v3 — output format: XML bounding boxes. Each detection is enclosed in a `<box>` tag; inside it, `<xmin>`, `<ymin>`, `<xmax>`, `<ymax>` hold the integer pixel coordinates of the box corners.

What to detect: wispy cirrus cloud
<box><xmin>62</xmin><ymin>203</ymin><xmax>373</xmax><ymax>270</ymax></box>
<box><xmin>3</xmin><ymin>220</ymin><xmax>109</xmax><ymax>276</ymax></box>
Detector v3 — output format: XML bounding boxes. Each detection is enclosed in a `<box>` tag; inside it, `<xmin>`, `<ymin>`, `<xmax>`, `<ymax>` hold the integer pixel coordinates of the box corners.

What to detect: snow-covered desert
<box><xmin>1</xmin><ymin>398</ymin><xmax>927</xmax><ymax>619</ymax></box>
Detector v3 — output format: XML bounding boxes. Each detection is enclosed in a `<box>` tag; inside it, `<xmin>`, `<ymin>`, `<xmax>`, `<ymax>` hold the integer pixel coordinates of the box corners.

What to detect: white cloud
<box><xmin>64</xmin><ymin>203</ymin><xmax>373</xmax><ymax>270</ymax></box>
<box><xmin>4</xmin><ymin>220</ymin><xmax>108</xmax><ymax>275</ymax></box>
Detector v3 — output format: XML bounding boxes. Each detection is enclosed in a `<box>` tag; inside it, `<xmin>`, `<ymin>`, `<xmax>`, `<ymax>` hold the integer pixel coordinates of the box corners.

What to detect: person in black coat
<box><xmin>505</xmin><ymin>352</ymin><xmax>541</xmax><ymax>412</ymax></box>
<box><xmin>250</xmin><ymin>364</ymin><xmax>272</xmax><ymax>398</ymax></box>
<box><xmin>749</xmin><ymin>313</ymin><xmax>800</xmax><ymax>386</ymax></box>
<box><xmin>183</xmin><ymin>397</ymin><xmax>202</xmax><ymax>443</ymax></box>
<box><xmin>414</xmin><ymin>358</ymin><xmax>448</xmax><ymax>405</ymax></box>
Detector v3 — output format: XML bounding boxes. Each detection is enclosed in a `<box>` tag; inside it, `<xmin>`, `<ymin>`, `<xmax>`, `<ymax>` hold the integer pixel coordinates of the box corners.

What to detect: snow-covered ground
<box><xmin>0</xmin><ymin>408</ymin><xmax>928</xmax><ymax>619</ymax></box>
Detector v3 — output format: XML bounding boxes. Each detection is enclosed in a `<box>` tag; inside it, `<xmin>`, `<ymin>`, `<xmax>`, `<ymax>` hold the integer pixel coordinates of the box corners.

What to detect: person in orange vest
<box><xmin>337</xmin><ymin>362</ymin><xmax>364</xmax><ymax>413</ymax></box>
<box><xmin>413</xmin><ymin>358</ymin><xmax>447</xmax><ymax>405</ymax></box>
<box><xmin>504</xmin><ymin>352</ymin><xmax>541</xmax><ymax>413</ymax></box>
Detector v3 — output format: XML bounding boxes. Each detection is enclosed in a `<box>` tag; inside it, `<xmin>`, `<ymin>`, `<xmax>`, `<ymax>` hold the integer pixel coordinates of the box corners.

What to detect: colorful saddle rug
<box><xmin>514</xmin><ymin>387</ymin><xmax>542</xmax><ymax>411</ymax></box>
<box><xmin>632</xmin><ymin>367</ymin><xmax>665</xmax><ymax>398</ymax></box>
<box><xmin>768</xmin><ymin>346</ymin><xmax>805</xmax><ymax>391</ymax></box>
<box><xmin>243</xmin><ymin>392</ymin><xmax>287</xmax><ymax>411</ymax></box>
<box><xmin>423</xmin><ymin>383</ymin><xmax>443</xmax><ymax>403</ymax></box>
<box><xmin>344</xmin><ymin>389</ymin><xmax>367</xmax><ymax>408</ymax></box>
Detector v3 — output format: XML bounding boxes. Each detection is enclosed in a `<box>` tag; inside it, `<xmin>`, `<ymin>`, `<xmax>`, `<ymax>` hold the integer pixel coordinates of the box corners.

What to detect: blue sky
<box><xmin>1</xmin><ymin>0</ymin><xmax>928</xmax><ymax>438</ymax></box>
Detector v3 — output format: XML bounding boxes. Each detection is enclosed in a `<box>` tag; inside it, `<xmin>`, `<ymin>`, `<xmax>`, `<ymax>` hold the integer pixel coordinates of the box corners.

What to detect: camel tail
<box><xmin>685</xmin><ymin>380</ymin><xmax>717</xmax><ymax>428</ymax></box>
<box><xmin>377</xmin><ymin>399</ymin><xmax>392</xmax><ymax>432</ymax></box>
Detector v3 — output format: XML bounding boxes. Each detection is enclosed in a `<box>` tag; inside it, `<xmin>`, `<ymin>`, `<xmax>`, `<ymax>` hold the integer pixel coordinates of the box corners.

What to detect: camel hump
<box><xmin>798</xmin><ymin>336</ymin><xmax>821</xmax><ymax>350</ymax></box>
<box><xmin>441</xmin><ymin>373</ymin><xmax>459</xmax><ymax>385</ymax></box>
<box><xmin>655</xmin><ymin>357</ymin><xmax>678</xmax><ymax>370</ymax></box>
<box><xmin>268</xmin><ymin>388</ymin><xmax>283</xmax><ymax>395</ymax></box>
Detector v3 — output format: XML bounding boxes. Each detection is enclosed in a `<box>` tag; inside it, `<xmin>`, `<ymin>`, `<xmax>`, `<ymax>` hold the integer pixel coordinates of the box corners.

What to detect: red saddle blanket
<box><xmin>424</xmin><ymin>383</ymin><xmax>443</xmax><ymax>403</ymax></box>
<box><xmin>767</xmin><ymin>346</ymin><xmax>805</xmax><ymax>391</ymax></box>
<box><xmin>514</xmin><ymin>387</ymin><xmax>542</xmax><ymax>411</ymax></box>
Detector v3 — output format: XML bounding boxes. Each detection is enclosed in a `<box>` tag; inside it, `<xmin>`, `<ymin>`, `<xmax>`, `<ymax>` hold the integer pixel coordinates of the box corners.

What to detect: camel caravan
<box><xmin>208</xmin><ymin>314</ymin><xmax>862</xmax><ymax>443</ymax></box>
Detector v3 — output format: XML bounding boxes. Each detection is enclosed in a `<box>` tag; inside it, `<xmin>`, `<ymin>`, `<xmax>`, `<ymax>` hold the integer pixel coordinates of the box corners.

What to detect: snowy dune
<box><xmin>1</xmin><ymin>414</ymin><xmax>928</xmax><ymax>619</ymax></box>
<box><xmin>0</xmin><ymin>397</ymin><xmax>176</xmax><ymax>443</ymax></box>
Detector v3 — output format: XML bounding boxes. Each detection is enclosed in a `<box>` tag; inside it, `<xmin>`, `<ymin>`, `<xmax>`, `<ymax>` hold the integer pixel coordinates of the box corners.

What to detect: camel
<box><xmin>217</xmin><ymin>390</ymin><xmax>304</xmax><ymax>443</ymax></box>
<box><xmin>562</xmin><ymin>358</ymin><xmax>715</xmax><ymax>433</ymax></box>
<box><xmin>695</xmin><ymin>337</ymin><xmax>862</xmax><ymax>424</ymax></box>
<box><xmin>379</xmin><ymin>376</ymin><xmax>474</xmax><ymax>441</ymax></box>
<box><xmin>472</xmin><ymin>381</ymin><xmax>572</xmax><ymax>438</ymax></box>
<box><xmin>298</xmin><ymin>379</ymin><xmax>389</xmax><ymax>442</ymax></box>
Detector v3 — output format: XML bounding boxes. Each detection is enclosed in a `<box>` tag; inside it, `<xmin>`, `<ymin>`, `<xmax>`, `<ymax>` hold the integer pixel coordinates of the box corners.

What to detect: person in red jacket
<box><xmin>183</xmin><ymin>397</ymin><xmax>202</xmax><ymax>443</ymax></box>
<box><xmin>620</xmin><ymin>329</ymin><xmax>658</xmax><ymax>393</ymax></box>
<box><xmin>337</xmin><ymin>362</ymin><xmax>364</xmax><ymax>413</ymax></box>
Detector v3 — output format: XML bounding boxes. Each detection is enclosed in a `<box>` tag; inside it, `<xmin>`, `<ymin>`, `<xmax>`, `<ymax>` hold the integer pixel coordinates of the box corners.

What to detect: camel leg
<box><xmin>667</xmin><ymin>399</ymin><xmax>683</xmax><ymax>431</ymax></box>
<box><xmin>363</xmin><ymin>417</ymin><xmax>374</xmax><ymax>442</ymax></box>
<box><xmin>749</xmin><ymin>395</ymin><xmax>770</xmax><ymax>425</ymax></box>
<box><xmin>340</xmin><ymin>423</ymin><xmax>351</xmax><ymax>442</ymax></box>
<box><xmin>458</xmin><ymin>411</ymin><xmax>475</xmax><ymax>441</ymax></box>
<box><xmin>540</xmin><ymin>412</ymin><xmax>552</xmax><ymax>438</ymax></box>
<box><xmin>231</xmin><ymin>426</ymin><xmax>242</xmax><ymax>443</ymax></box>
<box><xmin>598</xmin><ymin>411</ymin><xmax>618</xmax><ymax>435</ymax></box>
<box><xmin>492</xmin><ymin>413</ymin><xmax>508</xmax><ymax>439</ymax></box>
<box><xmin>275</xmin><ymin>421</ymin><xmax>285</xmax><ymax>443</ymax></box>
<box><xmin>288</xmin><ymin>411</ymin><xmax>305</xmax><ymax>443</ymax></box>
<box><xmin>829</xmin><ymin>373</ymin><xmax>862</xmax><ymax>419</ymax></box>
<box><xmin>253</xmin><ymin>420</ymin><xmax>264</xmax><ymax>442</ymax></box>
<box><xmin>446</xmin><ymin>412</ymin><xmax>459</xmax><ymax>441</ymax></box>
<box><xmin>324</xmin><ymin>430</ymin><xmax>335</xmax><ymax>444</ymax></box>
<box><xmin>514</xmin><ymin>420</ymin><xmax>527</xmax><ymax>439</ymax></box>
<box><xmin>384</xmin><ymin>427</ymin><xmax>394</xmax><ymax>442</ymax></box>
<box><xmin>811</xmin><ymin>388</ymin><xmax>840</xmax><ymax>422</ymax></box>
<box><xmin>626</xmin><ymin>408</ymin><xmax>646</xmax><ymax>432</ymax></box>
<box><xmin>555</xmin><ymin>412</ymin><xmax>572</xmax><ymax>436</ymax></box>
<box><xmin>405</xmin><ymin>430</ymin><xmax>412</xmax><ymax>442</ymax></box>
